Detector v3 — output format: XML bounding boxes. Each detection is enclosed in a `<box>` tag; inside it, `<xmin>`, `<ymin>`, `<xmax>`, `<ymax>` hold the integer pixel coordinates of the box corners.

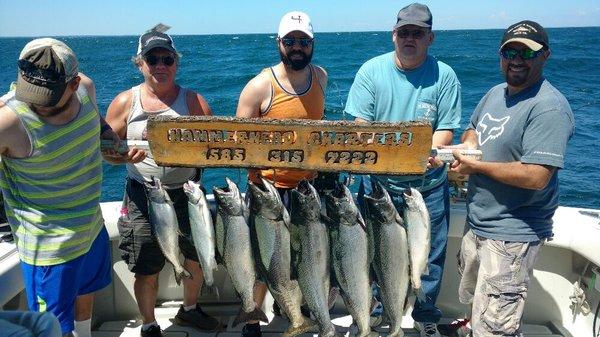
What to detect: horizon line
<box><xmin>1</xmin><ymin>25</ymin><xmax>597</xmax><ymax>39</ymax></box>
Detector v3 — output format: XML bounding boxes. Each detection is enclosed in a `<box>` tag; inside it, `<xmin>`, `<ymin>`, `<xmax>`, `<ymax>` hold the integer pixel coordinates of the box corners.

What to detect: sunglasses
<box><xmin>500</xmin><ymin>48</ymin><xmax>544</xmax><ymax>60</ymax></box>
<box><xmin>144</xmin><ymin>54</ymin><xmax>176</xmax><ymax>66</ymax></box>
<box><xmin>280</xmin><ymin>37</ymin><xmax>314</xmax><ymax>48</ymax></box>
<box><xmin>18</xmin><ymin>59</ymin><xmax>66</xmax><ymax>84</ymax></box>
<box><xmin>396</xmin><ymin>29</ymin><xmax>428</xmax><ymax>39</ymax></box>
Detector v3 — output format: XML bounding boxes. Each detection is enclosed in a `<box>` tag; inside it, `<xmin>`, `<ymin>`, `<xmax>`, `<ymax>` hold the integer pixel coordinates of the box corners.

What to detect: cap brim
<box><xmin>139</xmin><ymin>41</ymin><xmax>177</xmax><ymax>56</ymax></box>
<box><xmin>278</xmin><ymin>29</ymin><xmax>314</xmax><ymax>39</ymax></box>
<box><xmin>500</xmin><ymin>38</ymin><xmax>544</xmax><ymax>51</ymax></box>
<box><xmin>15</xmin><ymin>73</ymin><xmax>66</xmax><ymax>107</ymax></box>
<box><xmin>394</xmin><ymin>20</ymin><xmax>431</xmax><ymax>30</ymax></box>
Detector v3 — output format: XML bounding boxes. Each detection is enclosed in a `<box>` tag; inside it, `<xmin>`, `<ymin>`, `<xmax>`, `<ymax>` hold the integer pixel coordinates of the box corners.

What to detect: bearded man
<box><xmin>235</xmin><ymin>10</ymin><xmax>328</xmax><ymax>337</ymax></box>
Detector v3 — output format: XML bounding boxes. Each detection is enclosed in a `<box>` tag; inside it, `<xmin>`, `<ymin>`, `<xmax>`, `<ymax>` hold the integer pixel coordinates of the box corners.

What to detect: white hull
<box><xmin>1</xmin><ymin>199</ymin><xmax>599</xmax><ymax>336</ymax></box>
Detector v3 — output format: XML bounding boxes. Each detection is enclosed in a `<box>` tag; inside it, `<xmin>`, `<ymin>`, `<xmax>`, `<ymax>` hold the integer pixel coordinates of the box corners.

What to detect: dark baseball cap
<box><xmin>136</xmin><ymin>30</ymin><xmax>177</xmax><ymax>56</ymax></box>
<box><xmin>393</xmin><ymin>3</ymin><xmax>432</xmax><ymax>30</ymax></box>
<box><xmin>500</xmin><ymin>20</ymin><xmax>549</xmax><ymax>51</ymax></box>
<box><xmin>15</xmin><ymin>38</ymin><xmax>78</xmax><ymax>107</ymax></box>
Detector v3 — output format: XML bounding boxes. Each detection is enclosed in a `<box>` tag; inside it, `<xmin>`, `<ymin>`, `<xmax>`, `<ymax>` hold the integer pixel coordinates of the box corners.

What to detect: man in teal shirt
<box><xmin>345</xmin><ymin>3</ymin><xmax>461</xmax><ymax>337</ymax></box>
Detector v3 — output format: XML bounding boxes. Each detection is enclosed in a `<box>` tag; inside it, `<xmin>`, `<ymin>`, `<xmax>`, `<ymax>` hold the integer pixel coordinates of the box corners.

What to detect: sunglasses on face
<box><xmin>144</xmin><ymin>54</ymin><xmax>176</xmax><ymax>66</ymax></box>
<box><xmin>396</xmin><ymin>29</ymin><xmax>428</xmax><ymax>39</ymax></box>
<box><xmin>500</xmin><ymin>48</ymin><xmax>544</xmax><ymax>60</ymax></box>
<box><xmin>280</xmin><ymin>37</ymin><xmax>314</xmax><ymax>48</ymax></box>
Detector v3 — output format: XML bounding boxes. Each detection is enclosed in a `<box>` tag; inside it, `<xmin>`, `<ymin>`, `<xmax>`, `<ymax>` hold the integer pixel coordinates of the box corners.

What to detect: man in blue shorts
<box><xmin>0</xmin><ymin>38</ymin><xmax>137</xmax><ymax>337</ymax></box>
<box><xmin>448</xmin><ymin>20</ymin><xmax>574</xmax><ymax>336</ymax></box>
<box><xmin>345</xmin><ymin>3</ymin><xmax>461</xmax><ymax>337</ymax></box>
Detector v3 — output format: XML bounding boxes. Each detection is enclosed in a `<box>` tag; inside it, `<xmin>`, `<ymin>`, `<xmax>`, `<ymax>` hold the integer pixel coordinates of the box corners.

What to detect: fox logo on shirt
<box><xmin>476</xmin><ymin>113</ymin><xmax>510</xmax><ymax>146</ymax></box>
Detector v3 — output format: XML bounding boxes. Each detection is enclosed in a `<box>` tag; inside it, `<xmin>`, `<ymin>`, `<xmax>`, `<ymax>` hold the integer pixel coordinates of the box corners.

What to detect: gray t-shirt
<box><xmin>466</xmin><ymin>78</ymin><xmax>574</xmax><ymax>242</ymax></box>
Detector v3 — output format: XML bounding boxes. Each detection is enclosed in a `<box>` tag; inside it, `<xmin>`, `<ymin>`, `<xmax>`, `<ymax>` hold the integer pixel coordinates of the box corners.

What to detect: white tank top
<box><xmin>125</xmin><ymin>84</ymin><xmax>196</xmax><ymax>188</ymax></box>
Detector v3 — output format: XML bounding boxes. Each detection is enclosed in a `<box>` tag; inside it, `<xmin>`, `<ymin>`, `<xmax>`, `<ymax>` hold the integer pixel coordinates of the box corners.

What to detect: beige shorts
<box><xmin>457</xmin><ymin>229</ymin><xmax>544</xmax><ymax>337</ymax></box>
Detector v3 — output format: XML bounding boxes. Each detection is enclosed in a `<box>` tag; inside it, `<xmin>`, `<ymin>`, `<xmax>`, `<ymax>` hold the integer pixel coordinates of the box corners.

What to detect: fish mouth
<box><xmin>213</xmin><ymin>179</ymin><xmax>237</xmax><ymax>199</ymax></box>
<box><xmin>370</xmin><ymin>181</ymin><xmax>385</xmax><ymax>199</ymax></box>
<box><xmin>330</xmin><ymin>180</ymin><xmax>346</xmax><ymax>199</ymax></box>
<box><xmin>213</xmin><ymin>184</ymin><xmax>232</xmax><ymax>195</ymax></box>
<box><xmin>403</xmin><ymin>188</ymin><xmax>413</xmax><ymax>197</ymax></box>
<box><xmin>247</xmin><ymin>180</ymin><xmax>269</xmax><ymax>207</ymax></box>
<box><xmin>248</xmin><ymin>180</ymin><xmax>268</xmax><ymax>194</ymax></box>
<box><xmin>296</xmin><ymin>179</ymin><xmax>312</xmax><ymax>195</ymax></box>
<box><xmin>183</xmin><ymin>181</ymin><xmax>198</xmax><ymax>195</ymax></box>
<box><xmin>145</xmin><ymin>176</ymin><xmax>162</xmax><ymax>190</ymax></box>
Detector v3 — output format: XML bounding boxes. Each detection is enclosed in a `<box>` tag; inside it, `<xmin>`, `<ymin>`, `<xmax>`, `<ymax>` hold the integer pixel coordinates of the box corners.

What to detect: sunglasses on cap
<box><xmin>396</xmin><ymin>29</ymin><xmax>428</xmax><ymax>39</ymax></box>
<box><xmin>18</xmin><ymin>59</ymin><xmax>66</xmax><ymax>84</ymax></box>
<box><xmin>280</xmin><ymin>37</ymin><xmax>314</xmax><ymax>48</ymax></box>
<box><xmin>500</xmin><ymin>48</ymin><xmax>544</xmax><ymax>60</ymax></box>
<box><xmin>144</xmin><ymin>54</ymin><xmax>176</xmax><ymax>66</ymax></box>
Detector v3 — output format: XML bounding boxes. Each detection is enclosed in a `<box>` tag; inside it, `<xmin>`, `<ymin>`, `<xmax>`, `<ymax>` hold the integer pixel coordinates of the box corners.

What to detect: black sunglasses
<box><xmin>500</xmin><ymin>48</ymin><xmax>545</xmax><ymax>60</ymax></box>
<box><xmin>396</xmin><ymin>29</ymin><xmax>428</xmax><ymax>39</ymax></box>
<box><xmin>18</xmin><ymin>59</ymin><xmax>66</xmax><ymax>84</ymax></box>
<box><xmin>280</xmin><ymin>37</ymin><xmax>314</xmax><ymax>48</ymax></box>
<box><xmin>144</xmin><ymin>54</ymin><xmax>176</xmax><ymax>66</ymax></box>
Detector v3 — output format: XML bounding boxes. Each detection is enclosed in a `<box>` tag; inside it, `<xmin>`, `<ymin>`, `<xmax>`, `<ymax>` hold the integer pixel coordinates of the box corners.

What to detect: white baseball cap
<box><xmin>278</xmin><ymin>11</ymin><xmax>314</xmax><ymax>38</ymax></box>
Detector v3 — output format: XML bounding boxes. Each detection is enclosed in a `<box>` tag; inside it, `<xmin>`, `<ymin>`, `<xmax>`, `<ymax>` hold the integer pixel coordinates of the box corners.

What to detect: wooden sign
<box><xmin>146</xmin><ymin>116</ymin><xmax>432</xmax><ymax>175</ymax></box>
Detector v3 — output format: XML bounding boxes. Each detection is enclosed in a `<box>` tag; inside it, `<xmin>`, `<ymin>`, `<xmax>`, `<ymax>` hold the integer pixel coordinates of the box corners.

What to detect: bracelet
<box><xmin>100</xmin><ymin>123</ymin><xmax>112</xmax><ymax>134</ymax></box>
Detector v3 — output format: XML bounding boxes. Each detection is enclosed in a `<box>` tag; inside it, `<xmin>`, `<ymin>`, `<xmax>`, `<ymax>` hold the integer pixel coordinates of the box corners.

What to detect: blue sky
<box><xmin>1</xmin><ymin>0</ymin><xmax>598</xmax><ymax>37</ymax></box>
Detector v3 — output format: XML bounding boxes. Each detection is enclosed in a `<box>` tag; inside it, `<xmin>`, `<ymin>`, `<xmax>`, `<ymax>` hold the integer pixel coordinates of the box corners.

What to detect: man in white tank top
<box><xmin>104</xmin><ymin>29</ymin><xmax>217</xmax><ymax>337</ymax></box>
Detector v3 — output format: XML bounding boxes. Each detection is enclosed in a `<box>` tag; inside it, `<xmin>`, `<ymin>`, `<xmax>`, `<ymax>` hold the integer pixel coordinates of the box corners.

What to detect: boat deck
<box><xmin>92</xmin><ymin>302</ymin><xmax>564</xmax><ymax>337</ymax></box>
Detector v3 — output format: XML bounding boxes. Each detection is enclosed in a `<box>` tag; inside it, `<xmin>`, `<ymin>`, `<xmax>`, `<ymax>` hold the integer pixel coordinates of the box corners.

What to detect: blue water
<box><xmin>1</xmin><ymin>28</ymin><xmax>598</xmax><ymax>209</ymax></box>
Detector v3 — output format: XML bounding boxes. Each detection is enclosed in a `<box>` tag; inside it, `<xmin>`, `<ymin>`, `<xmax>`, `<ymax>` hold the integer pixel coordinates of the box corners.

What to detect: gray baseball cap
<box><xmin>393</xmin><ymin>3</ymin><xmax>432</xmax><ymax>30</ymax></box>
<box><xmin>16</xmin><ymin>38</ymin><xmax>78</xmax><ymax>107</ymax></box>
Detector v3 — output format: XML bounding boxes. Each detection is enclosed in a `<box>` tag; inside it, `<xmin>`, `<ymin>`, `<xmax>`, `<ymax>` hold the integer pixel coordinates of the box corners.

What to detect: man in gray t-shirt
<box><xmin>444</xmin><ymin>21</ymin><xmax>574</xmax><ymax>337</ymax></box>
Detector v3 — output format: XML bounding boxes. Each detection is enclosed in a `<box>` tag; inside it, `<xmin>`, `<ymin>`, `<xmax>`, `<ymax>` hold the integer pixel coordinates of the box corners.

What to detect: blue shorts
<box><xmin>20</xmin><ymin>226</ymin><xmax>112</xmax><ymax>335</ymax></box>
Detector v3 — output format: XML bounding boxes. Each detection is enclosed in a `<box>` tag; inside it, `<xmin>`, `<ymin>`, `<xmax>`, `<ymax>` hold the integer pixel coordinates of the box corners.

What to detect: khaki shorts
<box><xmin>457</xmin><ymin>229</ymin><xmax>544</xmax><ymax>337</ymax></box>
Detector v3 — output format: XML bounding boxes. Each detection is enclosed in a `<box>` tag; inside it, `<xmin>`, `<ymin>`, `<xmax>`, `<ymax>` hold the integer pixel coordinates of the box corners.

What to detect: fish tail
<box><xmin>356</xmin><ymin>328</ymin><xmax>381</xmax><ymax>337</ymax></box>
<box><xmin>203</xmin><ymin>271</ymin><xmax>214</xmax><ymax>287</ymax></box>
<box><xmin>201</xmin><ymin>283</ymin><xmax>220</xmax><ymax>300</ymax></box>
<box><xmin>283</xmin><ymin>317</ymin><xmax>316</xmax><ymax>337</ymax></box>
<box><xmin>175</xmin><ymin>267</ymin><xmax>193</xmax><ymax>285</ymax></box>
<box><xmin>232</xmin><ymin>306</ymin><xmax>268</xmax><ymax>327</ymax></box>
<box><xmin>318</xmin><ymin>323</ymin><xmax>337</xmax><ymax>337</ymax></box>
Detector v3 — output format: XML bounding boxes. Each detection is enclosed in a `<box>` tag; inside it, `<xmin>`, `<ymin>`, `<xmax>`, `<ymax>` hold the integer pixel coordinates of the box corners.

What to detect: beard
<box><xmin>505</xmin><ymin>65</ymin><xmax>530</xmax><ymax>87</ymax></box>
<box><xmin>279</xmin><ymin>49</ymin><xmax>313</xmax><ymax>71</ymax></box>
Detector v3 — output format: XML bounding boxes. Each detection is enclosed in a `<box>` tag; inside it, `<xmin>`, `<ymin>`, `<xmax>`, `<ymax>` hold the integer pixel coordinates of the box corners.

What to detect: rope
<box><xmin>593</xmin><ymin>299</ymin><xmax>599</xmax><ymax>337</ymax></box>
<box><xmin>570</xmin><ymin>262</ymin><xmax>592</xmax><ymax>315</ymax></box>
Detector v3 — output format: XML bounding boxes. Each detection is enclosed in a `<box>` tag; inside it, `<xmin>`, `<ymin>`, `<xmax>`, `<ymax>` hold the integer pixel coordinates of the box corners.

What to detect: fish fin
<box><xmin>395</xmin><ymin>212</ymin><xmax>405</xmax><ymax>227</ymax></box>
<box><xmin>357</xmin><ymin>213</ymin><xmax>368</xmax><ymax>231</ymax></box>
<box><xmin>327</xmin><ymin>287</ymin><xmax>339</xmax><ymax>310</ymax></box>
<box><xmin>232</xmin><ymin>306</ymin><xmax>268</xmax><ymax>326</ymax></box>
<box><xmin>321</xmin><ymin>214</ymin><xmax>335</xmax><ymax>227</ymax></box>
<box><xmin>282</xmin><ymin>207</ymin><xmax>291</xmax><ymax>230</ymax></box>
<box><xmin>214</xmin><ymin>215</ymin><xmax>226</xmax><ymax>262</ymax></box>
<box><xmin>424</xmin><ymin>265</ymin><xmax>430</xmax><ymax>276</ymax></box>
<box><xmin>175</xmin><ymin>270</ymin><xmax>182</xmax><ymax>286</ymax></box>
<box><xmin>289</xmin><ymin>222</ymin><xmax>301</xmax><ymax>280</ymax></box>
